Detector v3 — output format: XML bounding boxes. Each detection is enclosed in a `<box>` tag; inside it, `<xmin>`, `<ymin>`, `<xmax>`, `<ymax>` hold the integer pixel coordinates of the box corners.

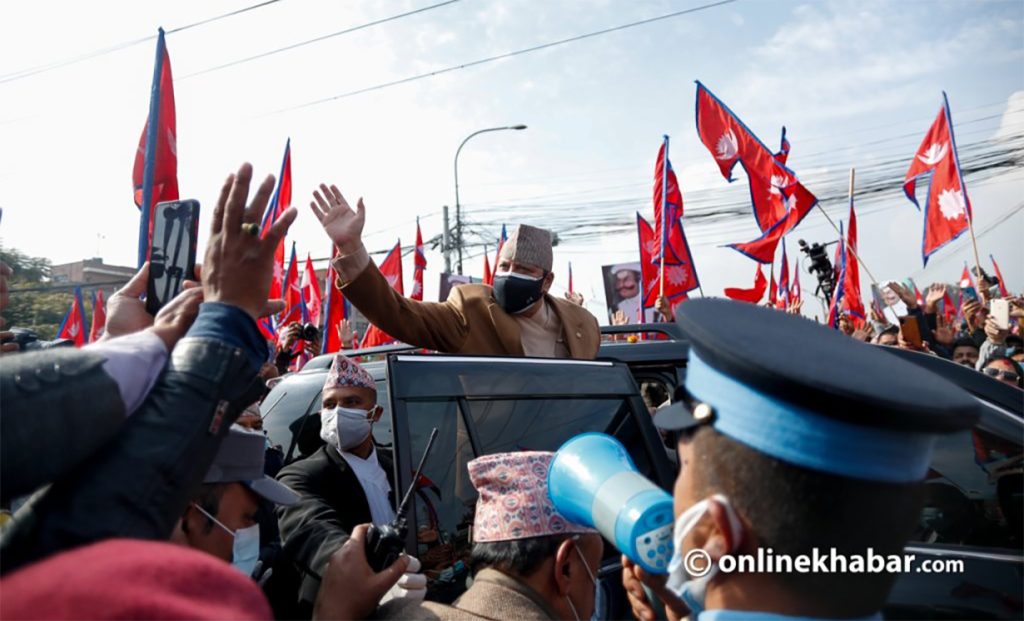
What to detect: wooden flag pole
<box><xmin>812</xmin><ymin>168</ymin><xmax>881</xmax><ymax>287</ymax></box>
<box><xmin>965</xmin><ymin>200</ymin><xmax>984</xmax><ymax>290</ymax></box>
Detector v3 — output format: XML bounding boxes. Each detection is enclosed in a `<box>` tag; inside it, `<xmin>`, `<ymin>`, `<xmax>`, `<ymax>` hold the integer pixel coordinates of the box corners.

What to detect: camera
<box><xmin>299</xmin><ymin>323</ymin><xmax>320</xmax><ymax>341</ymax></box>
<box><xmin>2</xmin><ymin>327</ymin><xmax>74</xmax><ymax>351</ymax></box>
<box><xmin>798</xmin><ymin>239</ymin><xmax>837</xmax><ymax>301</ymax></box>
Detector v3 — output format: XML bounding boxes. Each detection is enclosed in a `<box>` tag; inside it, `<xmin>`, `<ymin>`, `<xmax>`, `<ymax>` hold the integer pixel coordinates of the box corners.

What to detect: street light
<box><xmin>453</xmin><ymin>124</ymin><xmax>528</xmax><ymax>274</ymax></box>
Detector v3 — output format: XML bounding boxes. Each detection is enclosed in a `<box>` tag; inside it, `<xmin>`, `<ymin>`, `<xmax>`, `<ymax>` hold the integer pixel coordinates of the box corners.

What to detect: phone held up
<box><xmin>899</xmin><ymin>315</ymin><xmax>923</xmax><ymax>349</ymax></box>
<box><xmin>990</xmin><ymin>299</ymin><xmax>1010</xmax><ymax>331</ymax></box>
<box><xmin>146</xmin><ymin>200</ymin><xmax>200</xmax><ymax>316</ymax></box>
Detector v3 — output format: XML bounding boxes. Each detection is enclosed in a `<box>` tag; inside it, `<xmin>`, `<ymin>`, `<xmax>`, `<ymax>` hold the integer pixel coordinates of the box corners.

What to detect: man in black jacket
<box><xmin>268</xmin><ymin>354</ymin><xmax>398</xmax><ymax>619</ymax></box>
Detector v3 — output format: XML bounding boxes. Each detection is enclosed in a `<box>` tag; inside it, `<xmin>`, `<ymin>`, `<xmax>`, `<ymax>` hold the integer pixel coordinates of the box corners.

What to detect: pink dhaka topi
<box><xmin>323</xmin><ymin>353</ymin><xmax>376</xmax><ymax>392</ymax></box>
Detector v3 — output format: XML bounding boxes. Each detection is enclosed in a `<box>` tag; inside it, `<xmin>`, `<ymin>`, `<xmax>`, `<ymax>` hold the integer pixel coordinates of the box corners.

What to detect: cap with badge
<box><xmin>205</xmin><ymin>426</ymin><xmax>299</xmax><ymax>505</ymax></box>
<box><xmin>656</xmin><ymin>299</ymin><xmax>979</xmax><ymax>483</ymax></box>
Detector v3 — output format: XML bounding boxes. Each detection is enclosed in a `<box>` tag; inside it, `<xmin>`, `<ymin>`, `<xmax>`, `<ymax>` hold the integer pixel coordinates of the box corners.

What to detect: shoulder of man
<box><xmin>277</xmin><ymin>446</ymin><xmax>340</xmax><ymax>483</ymax></box>
<box><xmin>445</xmin><ymin>283</ymin><xmax>494</xmax><ymax>307</ymax></box>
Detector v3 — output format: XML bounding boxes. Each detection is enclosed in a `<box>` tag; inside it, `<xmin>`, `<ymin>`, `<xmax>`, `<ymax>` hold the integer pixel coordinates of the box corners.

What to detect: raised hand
<box><xmin>851</xmin><ymin>323</ymin><xmax>874</xmax><ymax>342</ymax></box>
<box><xmin>924</xmin><ymin>283</ymin><xmax>947</xmax><ymax>313</ymax></box>
<box><xmin>203</xmin><ymin>163</ymin><xmax>296</xmax><ymax>319</ymax></box>
<box><xmin>933</xmin><ymin>314</ymin><xmax>955</xmax><ymax>346</ymax></box>
<box><xmin>655</xmin><ymin>295</ymin><xmax>672</xmax><ymax>320</ymax></box>
<box><xmin>887</xmin><ymin>282</ymin><xmax>917</xmax><ymax>309</ymax></box>
<box><xmin>310</xmin><ymin>184</ymin><xmax>365</xmax><ymax>254</ymax></box>
<box><xmin>564</xmin><ymin>291</ymin><xmax>585</xmax><ymax>307</ymax></box>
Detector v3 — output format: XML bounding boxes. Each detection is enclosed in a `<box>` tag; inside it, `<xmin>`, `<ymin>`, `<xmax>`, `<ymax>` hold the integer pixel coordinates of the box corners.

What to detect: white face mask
<box><xmin>321</xmin><ymin>406</ymin><xmax>374</xmax><ymax>451</ymax></box>
<box><xmin>192</xmin><ymin>504</ymin><xmax>261</xmax><ymax>577</ymax></box>
<box><xmin>565</xmin><ymin>539</ymin><xmax>601</xmax><ymax>621</ymax></box>
<box><xmin>665</xmin><ymin>494</ymin><xmax>742</xmax><ymax>617</ymax></box>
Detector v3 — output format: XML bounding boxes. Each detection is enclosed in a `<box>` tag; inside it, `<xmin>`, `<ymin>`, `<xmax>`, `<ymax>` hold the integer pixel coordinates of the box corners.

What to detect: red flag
<box><xmin>827</xmin><ymin>223</ymin><xmax>848</xmax><ymax>329</ymax></box>
<box><xmin>990</xmin><ymin>254</ymin><xmax>1010</xmax><ymax>297</ymax></box>
<box><xmin>132</xmin><ymin>29</ymin><xmax>179</xmax><ymax>267</ymax></box>
<box><xmin>489</xmin><ymin>224</ymin><xmax>508</xmax><ymax>284</ymax></box>
<box><xmin>361</xmin><ymin>241</ymin><xmax>403</xmax><ymax>348</ymax></box>
<box><xmin>301</xmin><ymin>253</ymin><xmax>322</xmax><ymax>327</ymax></box>
<box><xmin>790</xmin><ymin>261</ymin><xmax>801</xmax><ymax>305</ymax></box>
<box><xmin>568</xmin><ymin>262</ymin><xmax>574</xmax><ymax>294</ymax></box>
<box><xmin>696</xmin><ymin>82</ymin><xmax>794</xmax><ymax>232</ymax></box>
<box><xmin>768</xmin><ymin>262</ymin><xmax>778</xmax><ymax>306</ymax></box>
<box><xmin>89</xmin><ymin>289</ymin><xmax>106</xmax><ymax>343</ymax></box>
<box><xmin>637</xmin><ymin>213</ymin><xmax>697</xmax><ymax>312</ymax></box>
<box><xmin>262</xmin><ymin>139</ymin><xmax>292</xmax><ymax>300</ymax></box>
<box><xmin>653</xmin><ymin>136</ymin><xmax>685</xmax><ymax>264</ymax></box>
<box><xmin>777</xmin><ymin>244</ymin><xmax>790</xmax><ymax>309</ymax></box>
<box><xmin>908</xmin><ymin>278</ymin><xmax>925</xmax><ymax>307</ymax></box>
<box><xmin>942</xmin><ymin>288</ymin><xmax>958</xmax><ymax>323</ymax></box>
<box><xmin>483</xmin><ymin>253</ymin><xmax>492</xmax><ymax>286</ymax></box>
<box><xmin>279</xmin><ymin>243</ymin><xmax>302</xmax><ymax>327</ymax></box>
<box><xmin>959</xmin><ymin>263</ymin><xmax>975</xmax><ymax>290</ymax></box>
<box><xmin>903</xmin><ymin>93</ymin><xmax>972</xmax><ymax>265</ymax></box>
<box><xmin>411</xmin><ymin>219</ymin><xmax>426</xmax><ymax>301</ymax></box>
<box><xmin>727</xmin><ymin>162</ymin><xmax>818</xmax><ymax>264</ymax></box>
<box><xmin>841</xmin><ymin>201</ymin><xmax>865</xmax><ymax>320</ymax></box>
<box><xmin>321</xmin><ymin>247</ymin><xmax>348</xmax><ymax>353</ymax></box>
<box><xmin>724</xmin><ymin>264</ymin><xmax>767</xmax><ymax>304</ymax></box>
<box><xmin>58</xmin><ymin>287</ymin><xmax>87</xmax><ymax>347</ymax></box>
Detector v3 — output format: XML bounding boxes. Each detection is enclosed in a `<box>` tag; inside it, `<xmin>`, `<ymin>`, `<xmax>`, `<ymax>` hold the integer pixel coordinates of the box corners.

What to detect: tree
<box><xmin>0</xmin><ymin>246</ymin><xmax>82</xmax><ymax>340</ymax></box>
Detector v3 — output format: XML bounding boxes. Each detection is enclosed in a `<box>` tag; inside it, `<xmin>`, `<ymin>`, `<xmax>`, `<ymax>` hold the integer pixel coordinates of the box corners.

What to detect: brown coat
<box><xmin>376</xmin><ymin>568</ymin><xmax>559</xmax><ymax>621</ymax></box>
<box><xmin>340</xmin><ymin>259</ymin><xmax>600</xmax><ymax>359</ymax></box>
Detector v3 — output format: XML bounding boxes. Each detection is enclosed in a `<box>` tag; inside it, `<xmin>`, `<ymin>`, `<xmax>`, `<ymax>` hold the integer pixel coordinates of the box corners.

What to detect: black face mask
<box><xmin>493</xmin><ymin>272</ymin><xmax>546</xmax><ymax>314</ymax></box>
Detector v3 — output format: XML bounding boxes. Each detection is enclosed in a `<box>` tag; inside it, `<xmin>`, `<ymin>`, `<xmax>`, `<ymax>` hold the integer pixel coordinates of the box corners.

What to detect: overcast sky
<box><xmin>2</xmin><ymin>0</ymin><xmax>1021</xmax><ymax>321</ymax></box>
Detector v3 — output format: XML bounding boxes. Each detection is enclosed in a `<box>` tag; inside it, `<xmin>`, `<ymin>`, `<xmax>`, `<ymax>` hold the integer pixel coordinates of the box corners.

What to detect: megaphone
<box><xmin>548</xmin><ymin>433</ymin><xmax>674</xmax><ymax>574</ymax></box>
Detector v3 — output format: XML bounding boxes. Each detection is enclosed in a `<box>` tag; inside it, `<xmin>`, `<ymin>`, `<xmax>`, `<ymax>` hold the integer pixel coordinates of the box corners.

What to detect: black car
<box><xmin>260</xmin><ymin>325</ymin><xmax>1023</xmax><ymax>619</ymax></box>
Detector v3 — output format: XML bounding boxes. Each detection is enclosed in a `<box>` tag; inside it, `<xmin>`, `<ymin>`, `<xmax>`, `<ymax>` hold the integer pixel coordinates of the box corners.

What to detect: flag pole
<box><xmin>658</xmin><ymin>137</ymin><xmax>668</xmax><ymax>298</ymax></box>
<box><xmin>812</xmin><ymin>168</ymin><xmax>880</xmax><ymax>287</ymax></box>
<box><xmin>944</xmin><ymin>91</ymin><xmax>984</xmax><ymax>288</ymax></box>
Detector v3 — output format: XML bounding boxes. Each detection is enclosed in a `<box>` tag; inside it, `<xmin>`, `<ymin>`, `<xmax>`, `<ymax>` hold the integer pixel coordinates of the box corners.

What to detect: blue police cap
<box><xmin>204</xmin><ymin>426</ymin><xmax>298</xmax><ymax>506</ymax></box>
<box><xmin>655</xmin><ymin>299</ymin><xmax>979</xmax><ymax>483</ymax></box>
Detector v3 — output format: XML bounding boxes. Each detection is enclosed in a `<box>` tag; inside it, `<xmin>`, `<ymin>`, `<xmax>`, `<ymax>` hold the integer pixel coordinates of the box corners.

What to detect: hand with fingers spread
<box><xmin>564</xmin><ymin>291</ymin><xmax>585</xmax><ymax>307</ymax></box>
<box><xmin>933</xmin><ymin>314</ymin><xmax>955</xmax><ymax>347</ymax></box>
<box><xmin>851</xmin><ymin>323</ymin><xmax>874</xmax><ymax>343</ymax></box>
<box><xmin>337</xmin><ymin>318</ymin><xmax>355</xmax><ymax>350</ymax></box>
<box><xmin>204</xmin><ymin>163</ymin><xmax>296</xmax><ymax>319</ymax></box>
<box><xmin>887</xmin><ymin>282</ymin><xmax>918</xmax><ymax>310</ymax></box>
<box><xmin>924</xmin><ymin>283</ymin><xmax>947</xmax><ymax>314</ymax></box>
<box><xmin>310</xmin><ymin>184</ymin><xmax>365</xmax><ymax>254</ymax></box>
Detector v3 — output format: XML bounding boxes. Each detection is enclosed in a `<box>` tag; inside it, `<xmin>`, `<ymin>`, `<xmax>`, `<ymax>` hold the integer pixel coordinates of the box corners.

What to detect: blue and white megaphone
<box><xmin>547</xmin><ymin>432</ymin><xmax>675</xmax><ymax>574</ymax></box>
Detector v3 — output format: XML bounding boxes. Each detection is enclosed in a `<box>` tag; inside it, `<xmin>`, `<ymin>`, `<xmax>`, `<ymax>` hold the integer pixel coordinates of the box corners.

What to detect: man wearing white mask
<box><xmin>171</xmin><ymin>425</ymin><xmax>299</xmax><ymax>576</ymax></box>
<box><xmin>268</xmin><ymin>354</ymin><xmax>424</xmax><ymax>619</ymax></box>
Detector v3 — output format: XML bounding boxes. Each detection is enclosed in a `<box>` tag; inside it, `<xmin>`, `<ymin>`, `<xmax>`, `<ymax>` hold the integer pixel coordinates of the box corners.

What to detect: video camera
<box><xmin>798</xmin><ymin>239</ymin><xmax>837</xmax><ymax>302</ymax></box>
<box><xmin>298</xmin><ymin>323</ymin><xmax>320</xmax><ymax>342</ymax></box>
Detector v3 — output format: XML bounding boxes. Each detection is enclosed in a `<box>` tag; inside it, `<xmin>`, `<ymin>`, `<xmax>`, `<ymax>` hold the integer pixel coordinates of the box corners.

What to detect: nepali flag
<box><xmin>959</xmin><ymin>263</ymin><xmax>975</xmax><ymax>290</ymax></box>
<box><xmin>279</xmin><ymin>242</ymin><xmax>302</xmax><ymax>327</ymax></box>
<box><xmin>637</xmin><ymin>214</ymin><xmax>694</xmax><ymax>316</ymax></box>
<box><xmin>487</xmin><ymin>224</ymin><xmax>508</xmax><ymax>285</ymax></box>
<box><xmin>361</xmin><ymin>241</ymin><xmax>403</xmax><ymax>348</ymax></box>
<box><xmin>321</xmin><ymin>246</ymin><xmax>349</xmax><ymax>353</ymax></box>
<box><xmin>727</xmin><ymin>160</ymin><xmax>818</xmax><ymax>264</ymax></box>
<box><xmin>724</xmin><ymin>264</ymin><xmax>767</xmax><ymax>304</ymax></box>
<box><xmin>653</xmin><ymin>136</ymin><xmax>685</xmax><ymax>263</ymax></box>
<box><xmin>89</xmin><ymin>289</ymin><xmax>106</xmax><ymax>343</ymax></box>
<box><xmin>695</xmin><ymin>81</ymin><xmax>794</xmax><ymax>233</ymax></box>
<box><xmin>301</xmin><ymin>253</ymin><xmax>322</xmax><ymax>327</ymax></box>
<box><xmin>790</xmin><ymin>261</ymin><xmax>801</xmax><ymax>305</ymax></box>
<box><xmin>58</xmin><ymin>287</ymin><xmax>87</xmax><ymax>347</ymax></box>
<box><xmin>768</xmin><ymin>262</ymin><xmax>778</xmax><ymax>307</ymax></box>
<box><xmin>904</xmin><ymin>93</ymin><xmax>972</xmax><ymax>265</ymax></box>
<box><xmin>841</xmin><ymin>200</ymin><xmax>865</xmax><ymax>320</ymax></box>
<box><xmin>990</xmin><ymin>254</ymin><xmax>1010</xmax><ymax>297</ymax></box>
<box><xmin>483</xmin><ymin>253</ymin><xmax>492</xmax><ymax>287</ymax></box>
<box><xmin>827</xmin><ymin>223</ymin><xmax>848</xmax><ymax>329</ymax></box>
<box><xmin>411</xmin><ymin>218</ymin><xmax>426</xmax><ymax>301</ymax></box>
<box><xmin>261</xmin><ymin>139</ymin><xmax>292</xmax><ymax>300</ymax></box>
<box><xmin>776</xmin><ymin>243</ymin><xmax>790</xmax><ymax>309</ymax></box>
<box><xmin>568</xmin><ymin>261</ymin><xmax>574</xmax><ymax>294</ymax></box>
<box><xmin>133</xmin><ymin>28</ymin><xmax>179</xmax><ymax>268</ymax></box>
<box><xmin>907</xmin><ymin>278</ymin><xmax>925</xmax><ymax>308</ymax></box>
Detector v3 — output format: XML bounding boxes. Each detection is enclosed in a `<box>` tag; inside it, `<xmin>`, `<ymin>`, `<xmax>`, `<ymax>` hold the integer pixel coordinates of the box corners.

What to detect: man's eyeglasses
<box><xmin>983</xmin><ymin>367</ymin><xmax>1020</xmax><ymax>383</ymax></box>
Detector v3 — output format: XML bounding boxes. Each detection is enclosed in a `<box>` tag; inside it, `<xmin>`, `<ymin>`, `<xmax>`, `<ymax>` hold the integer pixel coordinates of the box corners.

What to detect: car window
<box><xmin>913</xmin><ymin>420</ymin><xmax>1022</xmax><ymax>550</ymax></box>
<box><xmin>404</xmin><ymin>395</ymin><xmax>656</xmax><ymax>602</ymax></box>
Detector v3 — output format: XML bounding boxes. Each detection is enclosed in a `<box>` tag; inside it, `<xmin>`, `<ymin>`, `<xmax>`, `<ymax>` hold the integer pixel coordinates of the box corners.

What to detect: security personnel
<box><xmin>624</xmin><ymin>299</ymin><xmax>979</xmax><ymax>621</ymax></box>
<box><xmin>308</xmin><ymin>184</ymin><xmax>600</xmax><ymax>359</ymax></box>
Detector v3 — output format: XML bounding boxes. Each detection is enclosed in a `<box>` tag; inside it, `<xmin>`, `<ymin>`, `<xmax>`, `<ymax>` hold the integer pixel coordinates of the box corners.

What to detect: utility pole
<box><xmin>442</xmin><ymin>205</ymin><xmax>451</xmax><ymax>274</ymax></box>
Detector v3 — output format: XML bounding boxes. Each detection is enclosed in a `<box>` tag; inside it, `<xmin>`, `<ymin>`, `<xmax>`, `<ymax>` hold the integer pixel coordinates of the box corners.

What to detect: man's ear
<box><xmin>701</xmin><ymin>500</ymin><xmax>741</xmax><ymax>562</ymax></box>
<box><xmin>553</xmin><ymin>538</ymin><xmax>576</xmax><ymax>596</ymax></box>
<box><xmin>370</xmin><ymin>404</ymin><xmax>383</xmax><ymax>423</ymax></box>
<box><xmin>542</xmin><ymin>272</ymin><xmax>555</xmax><ymax>294</ymax></box>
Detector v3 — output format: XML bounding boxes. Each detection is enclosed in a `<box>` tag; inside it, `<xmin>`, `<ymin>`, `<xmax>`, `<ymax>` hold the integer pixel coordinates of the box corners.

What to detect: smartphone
<box><xmin>961</xmin><ymin>287</ymin><xmax>979</xmax><ymax>303</ymax></box>
<box><xmin>991</xmin><ymin>299</ymin><xmax>1010</xmax><ymax>331</ymax></box>
<box><xmin>146</xmin><ymin>199</ymin><xmax>200</xmax><ymax>315</ymax></box>
<box><xmin>899</xmin><ymin>315</ymin><xmax>923</xmax><ymax>349</ymax></box>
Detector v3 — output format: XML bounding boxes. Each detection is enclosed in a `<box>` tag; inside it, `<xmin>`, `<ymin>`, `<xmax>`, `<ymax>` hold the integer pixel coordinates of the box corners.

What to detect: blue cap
<box><xmin>655</xmin><ymin>299</ymin><xmax>979</xmax><ymax>483</ymax></box>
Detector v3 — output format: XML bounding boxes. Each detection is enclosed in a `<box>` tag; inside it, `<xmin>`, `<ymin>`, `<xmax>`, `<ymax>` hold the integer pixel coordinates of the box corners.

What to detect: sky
<box><xmin>1</xmin><ymin>0</ymin><xmax>1022</xmax><ymax>322</ymax></box>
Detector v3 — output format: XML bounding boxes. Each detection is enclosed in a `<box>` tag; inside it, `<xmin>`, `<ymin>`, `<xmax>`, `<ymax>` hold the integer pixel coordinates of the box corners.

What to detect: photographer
<box><xmin>274</xmin><ymin>322</ymin><xmax>323</xmax><ymax>374</ymax></box>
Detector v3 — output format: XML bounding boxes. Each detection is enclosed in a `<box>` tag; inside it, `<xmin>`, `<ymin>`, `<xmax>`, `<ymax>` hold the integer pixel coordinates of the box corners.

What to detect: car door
<box><xmin>385</xmin><ymin>354</ymin><xmax>676</xmax><ymax>615</ymax></box>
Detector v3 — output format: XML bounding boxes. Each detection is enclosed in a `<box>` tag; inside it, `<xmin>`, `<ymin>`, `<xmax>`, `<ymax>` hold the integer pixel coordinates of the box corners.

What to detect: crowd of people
<box><xmin>0</xmin><ymin>163</ymin><xmax>1018</xmax><ymax>621</ymax></box>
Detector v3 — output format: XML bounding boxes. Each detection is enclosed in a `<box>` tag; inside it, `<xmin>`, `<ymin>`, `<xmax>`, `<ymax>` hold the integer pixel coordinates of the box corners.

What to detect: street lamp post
<box><xmin>453</xmin><ymin>124</ymin><xmax>527</xmax><ymax>275</ymax></box>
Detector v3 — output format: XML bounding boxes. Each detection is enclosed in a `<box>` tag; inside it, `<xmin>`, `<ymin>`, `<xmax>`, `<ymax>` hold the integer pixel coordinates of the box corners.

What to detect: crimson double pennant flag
<box><xmin>568</xmin><ymin>262</ymin><xmax>574</xmax><ymax>294</ymax></box>
<box><xmin>411</xmin><ymin>219</ymin><xmax>426</xmax><ymax>301</ymax></box>
<box><xmin>485</xmin><ymin>224</ymin><xmax>508</xmax><ymax>286</ymax></box>
<box><xmin>724</xmin><ymin>263</ymin><xmax>767</xmax><ymax>304</ymax></box>
<box><xmin>695</xmin><ymin>82</ymin><xmax>818</xmax><ymax>263</ymax></box>
<box><xmin>636</xmin><ymin>213</ymin><xmax>698</xmax><ymax>316</ymax></box>
<box><xmin>279</xmin><ymin>242</ymin><xmax>302</xmax><ymax>328</ymax></box>
<box><xmin>990</xmin><ymin>255</ymin><xmax>1009</xmax><ymax>297</ymax></box>
<box><xmin>58</xmin><ymin>287</ymin><xmax>87</xmax><ymax>347</ymax></box>
<box><xmin>790</xmin><ymin>261</ymin><xmax>801</xmax><ymax>305</ymax></box>
<box><xmin>768</xmin><ymin>263</ymin><xmax>777</xmax><ymax>307</ymax></box>
<box><xmin>361</xmin><ymin>241</ymin><xmax>403</xmax><ymax>348</ymax></box>
<box><xmin>132</xmin><ymin>28</ymin><xmax>179</xmax><ymax>268</ymax></box>
<box><xmin>776</xmin><ymin>243</ymin><xmax>790</xmax><ymax>309</ymax></box>
<box><xmin>262</xmin><ymin>139</ymin><xmax>292</xmax><ymax>301</ymax></box>
<box><xmin>904</xmin><ymin>93</ymin><xmax>972</xmax><ymax>265</ymax></box>
<box><xmin>841</xmin><ymin>200</ymin><xmax>865</xmax><ymax>320</ymax></box>
<box><xmin>321</xmin><ymin>246</ymin><xmax>349</xmax><ymax>354</ymax></box>
<box><xmin>301</xmin><ymin>253</ymin><xmax>323</xmax><ymax>328</ymax></box>
<box><xmin>89</xmin><ymin>289</ymin><xmax>106</xmax><ymax>343</ymax></box>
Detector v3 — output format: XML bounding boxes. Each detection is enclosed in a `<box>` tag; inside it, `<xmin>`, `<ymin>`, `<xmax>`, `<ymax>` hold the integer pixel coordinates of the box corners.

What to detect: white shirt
<box><xmin>340</xmin><ymin>448</ymin><xmax>396</xmax><ymax>526</ymax></box>
<box><xmin>86</xmin><ymin>330</ymin><xmax>168</xmax><ymax>416</ymax></box>
<box><xmin>615</xmin><ymin>295</ymin><xmax>658</xmax><ymax>323</ymax></box>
